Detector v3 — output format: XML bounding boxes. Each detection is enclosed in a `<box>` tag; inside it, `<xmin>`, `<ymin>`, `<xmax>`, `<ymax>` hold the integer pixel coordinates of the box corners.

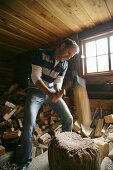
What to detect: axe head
<box><xmin>73</xmin><ymin>75</ymin><xmax>86</xmax><ymax>88</ymax></box>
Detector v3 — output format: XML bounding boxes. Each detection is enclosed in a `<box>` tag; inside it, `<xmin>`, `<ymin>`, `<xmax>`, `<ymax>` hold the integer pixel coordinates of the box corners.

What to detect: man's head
<box><xmin>55</xmin><ymin>38</ymin><xmax>79</xmax><ymax>61</ymax></box>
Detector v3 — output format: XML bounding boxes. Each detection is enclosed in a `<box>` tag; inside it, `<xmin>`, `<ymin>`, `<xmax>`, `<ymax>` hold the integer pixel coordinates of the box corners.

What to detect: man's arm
<box><xmin>35</xmin><ymin>79</ymin><xmax>64</xmax><ymax>103</ymax></box>
<box><xmin>31</xmin><ymin>64</ymin><xmax>64</xmax><ymax>103</ymax></box>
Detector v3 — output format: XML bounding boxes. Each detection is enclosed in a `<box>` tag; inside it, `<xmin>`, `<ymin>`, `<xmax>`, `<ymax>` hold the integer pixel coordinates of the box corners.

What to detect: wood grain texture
<box><xmin>0</xmin><ymin>0</ymin><xmax>112</xmax><ymax>54</ymax></box>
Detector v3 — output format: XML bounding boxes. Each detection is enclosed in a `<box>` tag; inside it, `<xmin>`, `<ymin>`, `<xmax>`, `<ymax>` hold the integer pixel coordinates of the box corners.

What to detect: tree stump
<box><xmin>48</xmin><ymin>132</ymin><xmax>100</xmax><ymax>170</ymax></box>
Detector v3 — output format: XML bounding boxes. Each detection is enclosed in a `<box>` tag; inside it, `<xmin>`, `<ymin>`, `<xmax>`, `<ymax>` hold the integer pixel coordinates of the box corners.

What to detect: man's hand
<box><xmin>49</xmin><ymin>89</ymin><xmax>65</xmax><ymax>103</ymax></box>
<box><xmin>35</xmin><ymin>79</ymin><xmax>65</xmax><ymax>103</ymax></box>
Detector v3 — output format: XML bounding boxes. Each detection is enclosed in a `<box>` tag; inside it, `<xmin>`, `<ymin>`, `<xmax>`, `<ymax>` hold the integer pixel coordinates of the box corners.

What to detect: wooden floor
<box><xmin>28</xmin><ymin>151</ymin><xmax>49</xmax><ymax>170</ymax></box>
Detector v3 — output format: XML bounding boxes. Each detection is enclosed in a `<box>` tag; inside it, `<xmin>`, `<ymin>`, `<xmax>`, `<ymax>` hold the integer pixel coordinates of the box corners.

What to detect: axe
<box><xmin>63</xmin><ymin>75</ymin><xmax>92</xmax><ymax>133</ymax></box>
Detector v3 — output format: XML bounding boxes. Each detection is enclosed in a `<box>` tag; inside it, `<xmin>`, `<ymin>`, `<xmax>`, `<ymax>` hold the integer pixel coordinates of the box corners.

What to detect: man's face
<box><xmin>57</xmin><ymin>43</ymin><xmax>76</xmax><ymax>61</ymax></box>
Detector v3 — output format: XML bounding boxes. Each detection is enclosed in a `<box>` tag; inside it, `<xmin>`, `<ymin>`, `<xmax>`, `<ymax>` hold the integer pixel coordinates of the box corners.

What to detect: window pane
<box><xmin>111</xmin><ymin>54</ymin><xmax>113</xmax><ymax>70</ymax></box>
<box><xmin>86</xmin><ymin>57</ymin><xmax>97</xmax><ymax>73</ymax></box>
<box><xmin>110</xmin><ymin>36</ymin><xmax>113</xmax><ymax>53</ymax></box>
<box><xmin>96</xmin><ymin>38</ymin><xmax>108</xmax><ymax>55</ymax></box>
<box><xmin>85</xmin><ymin>41</ymin><xmax>96</xmax><ymax>57</ymax></box>
<box><xmin>97</xmin><ymin>55</ymin><xmax>109</xmax><ymax>72</ymax></box>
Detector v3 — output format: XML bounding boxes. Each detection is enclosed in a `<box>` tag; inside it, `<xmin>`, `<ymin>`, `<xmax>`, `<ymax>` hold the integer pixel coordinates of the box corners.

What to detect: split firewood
<box><xmin>50</xmin><ymin>120</ymin><xmax>55</xmax><ymax>125</ymax></box>
<box><xmin>5</xmin><ymin>101</ymin><xmax>16</xmax><ymax>108</ymax></box>
<box><xmin>95</xmin><ymin>119</ymin><xmax>104</xmax><ymax>137</ymax></box>
<box><xmin>12</xmin><ymin>119</ymin><xmax>18</xmax><ymax>129</ymax></box>
<box><xmin>107</xmin><ymin>133</ymin><xmax>113</xmax><ymax>141</ymax></box>
<box><xmin>39</xmin><ymin>117</ymin><xmax>48</xmax><ymax>121</ymax></box>
<box><xmin>51</xmin><ymin>122</ymin><xmax>62</xmax><ymax>135</ymax></box>
<box><xmin>108</xmin><ymin>148</ymin><xmax>113</xmax><ymax>159</ymax></box>
<box><xmin>3</xmin><ymin>130</ymin><xmax>21</xmax><ymax>139</ymax></box>
<box><xmin>6</xmin><ymin>128</ymin><xmax>15</xmax><ymax>133</ymax></box>
<box><xmin>41</xmin><ymin>128</ymin><xmax>50</xmax><ymax>136</ymax></box>
<box><xmin>43</xmin><ymin>119</ymin><xmax>48</xmax><ymax>125</ymax></box>
<box><xmin>104</xmin><ymin>114</ymin><xmax>113</xmax><ymax>123</ymax></box>
<box><xmin>0</xmin><ymin>145</ymin><xmax>5</xmax><ymax>156</ymax></box>
<box><xmin>88</xmin><ymin>128</ymin><xmax>95</xmax><ymax>138</ymax></box>
<box><xmin>36</xmin><ymin>144</ymin><xmax>44</xmax><ymax>156</ymax></box>
<box><xmin>41</xmin><ymin>126</ymin><xmax>46</xmax><ymax>130</ymax></box>
<box><xmin>73</xmin><ymin>121</ymin><xmax>80</xmax><ymax>132</ymax></box>
<box><xmin>39</xmin><ymin>133</ymin><xmax>51</xmax><ymax>144</ymax></box>
<box><xmin>54</xmin><ymin>127</ymin><xmax>62</xmax><ymax>135</ymax></box>
<box><xmin>14</xmin><ymin>105</ymin><xmax>23</xmax><ymax>116</ymax></box>
<box><xmin>90</xmin><ymin>108</ymin><xmax>99</xmax><ymax>128</ymax></box>
<box><xmin>50</xmin><ymin>116</ymin><xmax>59</xmax><ymax>121</ymax></box>
<box><xmin>42</xmin><ymin>105</ymin><xmax>51</xmax><ymax>112</ymax></box>
<box><xmin>39</xmin><ymin>144</ymin><xmax>48</xmax><ymax>152</ymax></box>
<box><xmin>51</xmin><ymin>110</ymin><xmax>55</xmax><ymax>115</ymax></box>
<box><xmin>18</xmin><ymin>119</ymin><xmax>23</xmax><ymax>128</ymax></box>
<box><xmin>109</xmin><ymin>142</ymin><xmax>113</xmax><ymax>153</ymax></box>
<box><xmin>0</xmin><ymin>119</ymin><xmax>12</xmax><ymax>128</ymax></box>
<box><xmin>93</xmin><ymin>138</ymin><xmax>109</xmax><ymax>162</ymax></box>
<box><xmin>35</xmin><ymin>125</ymin><xmax>42</xmax><ymax>136</ymax></box>
<box><xmin>36</xmin><ymin>143</ymin><xmax>48</xmax><ymax>157</ymax></box>
<box><xmin>3</xmin><ymin>106</ymin><xmax>18</xmax><ymax>121</ymax></box>
<box><xmin>33</xmin><ymin>134</ymin><xmax>38</xmax><ymax>141</ymax></box>
<box><xmin>95</xmin><ymin>107</ymin><xmax>104</xmax><ymax>137</ymax></box>
<box><xmin>81</xmin><ymin>125</ymin><xmax>94</xmax><ymax>138</ymax></box>
<box><xmin>0</xmin><ymin>106</ymin><xmax>12</xmax><ymax>119</ymax></box>
<box><xmin>101</xmin><ymin>124</ymin><xmax>109</xmax><ymax>133</ymax></box>
<box><xmin>39</xmin><ymin>112</ymin><xmax>44</xmax><ymax>118</ymax></box>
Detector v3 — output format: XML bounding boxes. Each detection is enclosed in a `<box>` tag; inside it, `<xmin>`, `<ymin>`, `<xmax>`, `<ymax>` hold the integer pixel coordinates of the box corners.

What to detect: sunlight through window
<box><xmin>96</xmin><ymin>38</ymin><xmax>108</xmax><ymax>55</ymax></box>
<box><xmin>110</xmin><ymin>36</ymin><xmax>113</xmax><ymax>53</ymax></box>
<box><xmin>84</xmin><ymin>33</ymin><xmax>113</xmax><ymax>74</ymax></box>
<box><xmin>86</xmin><ymin>41</ymin><xmax>96</xmax><ymax>57</ymax></box>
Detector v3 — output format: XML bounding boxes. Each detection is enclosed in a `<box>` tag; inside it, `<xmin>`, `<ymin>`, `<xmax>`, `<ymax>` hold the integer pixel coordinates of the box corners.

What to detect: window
<box><xmin>82</xmin><ymin>33</ymin><xmax>113</xmax><ymax>74</ymax></box>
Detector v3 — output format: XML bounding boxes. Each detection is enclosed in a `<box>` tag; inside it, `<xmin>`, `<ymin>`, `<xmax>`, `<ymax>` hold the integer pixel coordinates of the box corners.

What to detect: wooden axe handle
<box><xmin>62</xmin><ymin>79</ymin><xmax>73</xmax><ymax>91</ymax></box>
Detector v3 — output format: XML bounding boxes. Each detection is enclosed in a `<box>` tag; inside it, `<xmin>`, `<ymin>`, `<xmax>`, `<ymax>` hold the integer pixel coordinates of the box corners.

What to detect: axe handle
<box><xmin>62</xmin><ymin>79</ymin><xmax>73</xmax><ymax>91</ymax></box>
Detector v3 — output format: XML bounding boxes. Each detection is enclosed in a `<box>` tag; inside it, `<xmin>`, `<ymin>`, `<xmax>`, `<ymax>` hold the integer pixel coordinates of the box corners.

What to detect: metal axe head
<box><xmin>73</xmin><ymin>75</ymin><xmax>86</xmax><ymax>88</ymax></box>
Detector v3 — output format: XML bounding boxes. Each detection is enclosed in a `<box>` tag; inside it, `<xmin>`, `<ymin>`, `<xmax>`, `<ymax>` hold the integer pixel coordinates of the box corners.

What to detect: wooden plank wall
<box><xmin>15</xmin><ymin>50</ymin><xmax>33</xmax><ymax>88</ymax></box>
<box><xmin>0</xmin><ymin>49</ymin><xmax>17</xmax><ymax>93</ymax></box>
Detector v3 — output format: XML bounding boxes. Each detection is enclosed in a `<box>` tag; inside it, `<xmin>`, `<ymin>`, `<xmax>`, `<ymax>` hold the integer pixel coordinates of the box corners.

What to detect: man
<box><xmin>18</xmin><ymin>38</ymin><xmax>79</xmax><ymax>170</ymax></box>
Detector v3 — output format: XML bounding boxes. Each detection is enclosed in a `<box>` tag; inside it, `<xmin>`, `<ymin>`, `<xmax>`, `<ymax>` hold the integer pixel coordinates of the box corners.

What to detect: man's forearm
<box><xmin>35</xmin><ymin>79</ymin><xmax>64</xmax><ymax>103</ymax></box>
<box><xmin>35</xmin><ymin>79</ymin><xmax>51</xmax><ymax>96</ymax></box>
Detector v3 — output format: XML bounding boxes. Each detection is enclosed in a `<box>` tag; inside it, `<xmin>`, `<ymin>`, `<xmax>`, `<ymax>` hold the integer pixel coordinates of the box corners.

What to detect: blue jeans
<box><xmin>19</xmin><ymin>88</ymin><xmax>73</xmax><ymax>166</ymax></box>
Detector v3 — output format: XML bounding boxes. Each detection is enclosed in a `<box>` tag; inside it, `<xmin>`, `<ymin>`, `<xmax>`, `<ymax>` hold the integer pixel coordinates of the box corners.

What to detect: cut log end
<box><xmin>48</xmin><ymin>132</ymin><xmax>100</xmax><ymax>170</ymax></box>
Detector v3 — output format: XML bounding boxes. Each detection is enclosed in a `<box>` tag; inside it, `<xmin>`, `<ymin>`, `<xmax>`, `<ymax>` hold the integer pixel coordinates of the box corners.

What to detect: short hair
<box><xmin>62</xmin><ymin>38</ymin><xmax>80</xmax><ymax>55</ymax></box>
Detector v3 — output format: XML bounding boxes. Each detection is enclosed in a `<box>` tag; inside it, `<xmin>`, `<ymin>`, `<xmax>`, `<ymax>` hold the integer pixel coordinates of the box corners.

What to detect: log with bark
<box><xmin>48</xmin><ymin>132</ymin><xmax>100</xmax><ymax>170</ymax></box>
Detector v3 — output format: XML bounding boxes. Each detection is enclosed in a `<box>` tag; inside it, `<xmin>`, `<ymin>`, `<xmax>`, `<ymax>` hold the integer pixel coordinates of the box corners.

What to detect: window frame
<box><xmin>82</xmin><ymin>32</ymin><xmax>113</xmax><ymax>75</ymax></box>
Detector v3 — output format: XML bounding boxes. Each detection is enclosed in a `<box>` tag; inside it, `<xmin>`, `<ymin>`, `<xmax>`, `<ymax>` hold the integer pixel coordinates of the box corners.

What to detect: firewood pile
<box><xmin>73</xmin><ymin>106</ymin><xmax>113</xmax><ymax>168</ymax></box>
<box><xmin>0</xmin><ymin>84</ymin><xmax>77</xmax><ymax>162</ymax></box>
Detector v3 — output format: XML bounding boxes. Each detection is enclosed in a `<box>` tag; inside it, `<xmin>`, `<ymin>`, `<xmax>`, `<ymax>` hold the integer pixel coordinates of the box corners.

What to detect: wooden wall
<box><xmin>0</xmin><ymin>49</ymin><xmax>17</xmax><ymax>93</ymax></box>
<box><xmin>15</xmin><ymin>50</ymin><xmax>33</xmax><ymax>88</ymax></box>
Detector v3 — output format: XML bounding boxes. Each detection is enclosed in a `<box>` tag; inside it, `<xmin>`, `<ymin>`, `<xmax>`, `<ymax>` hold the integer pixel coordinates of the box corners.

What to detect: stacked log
<box><xmin>0</xmin><ymin>84</ymin><xmax>66</xmax><ymax>158</ymax></box>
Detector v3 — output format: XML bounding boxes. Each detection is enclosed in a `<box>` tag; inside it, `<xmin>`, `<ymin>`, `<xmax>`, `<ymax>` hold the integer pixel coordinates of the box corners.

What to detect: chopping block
<box><xmin>48</xmin><ymin>132</ymin><xmax>100</xmax><ymax>170</ymax></box>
